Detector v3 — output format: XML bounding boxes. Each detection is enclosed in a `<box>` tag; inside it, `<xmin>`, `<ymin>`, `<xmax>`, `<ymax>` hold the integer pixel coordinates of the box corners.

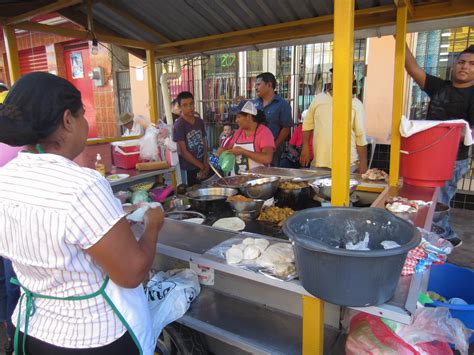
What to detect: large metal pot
<box><xmin>240</xmin><ymin>177</ymin><xmax>280</xmax><ymax>200</ymax></box>
<box><xmin>309</xmin><ymin>177</ymin><xmax>359</xmax><ymax>201</ymax></box>
<box><xmin>186</xmin><ymin>187</ymin><xmax>238</xmax><ymax>214</ymax></box>
<box><xmin>215</xmin><ymin>174</ymin><xmax>260</xmax><ymax>189</ymax></box>
<box><xmin>276</xmin><ymin>184</ymin><xmax>314</xmax><ymax>209</ymax></box>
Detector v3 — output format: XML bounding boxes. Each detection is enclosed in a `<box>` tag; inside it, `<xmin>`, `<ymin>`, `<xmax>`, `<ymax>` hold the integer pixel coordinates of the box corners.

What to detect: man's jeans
<box><xmin>433</xmin><ymin>159</ymin><xmax>470</xmax><ymax>239</ymax></box>
<box><xmin>0</xmin><ymin>257</ymin><xmax>20</xmax><ymax>337</ymax></box>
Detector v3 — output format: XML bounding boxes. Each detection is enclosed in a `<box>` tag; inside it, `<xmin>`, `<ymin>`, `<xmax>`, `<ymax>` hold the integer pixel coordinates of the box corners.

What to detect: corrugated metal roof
<box><xmin>85</xmin><ymin>0</ymin><xmax>399</xmax><ymax>45</ymax></box>
<box><xmin>2</xmin><ymin>0</ymin><xmax>472</xmax><ymax>58</ymax></box>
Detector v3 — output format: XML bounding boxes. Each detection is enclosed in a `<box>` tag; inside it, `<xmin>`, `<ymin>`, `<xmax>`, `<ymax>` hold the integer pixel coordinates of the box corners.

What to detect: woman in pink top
<box><xmin>280</xmin><ymin>110</ymin><xmax>313</xmax><ymax>168</ymax></box>
<box><xmin>223</xmin><ymin>101</ymin><xmax>275</xmax><ymax>175</ymax></box>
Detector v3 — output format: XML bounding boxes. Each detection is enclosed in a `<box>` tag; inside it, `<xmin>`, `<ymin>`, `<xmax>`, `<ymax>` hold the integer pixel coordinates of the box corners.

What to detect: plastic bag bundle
<box><xmin>346</xmin><ymin>308</ymin><xmax>472</xmax><ymax>355</ymax></box>
<box><xmin>130</xmin><ymin>190</ymin><xmax>150</xmax><ymax>205</ymax></box>
<box><xmin>394</xmin><ymin>308</ymin><xmax>472</xmax><ymax>355</ymax></box>
<box><xmin>140</xmin><ymin>126</ymin><xmax>159</xmax><ymax>161</ymax></box>
<box><xmin>145</xmin><ymin>269</ymin><xmax>201</xmax><ymax>338</ymax></box>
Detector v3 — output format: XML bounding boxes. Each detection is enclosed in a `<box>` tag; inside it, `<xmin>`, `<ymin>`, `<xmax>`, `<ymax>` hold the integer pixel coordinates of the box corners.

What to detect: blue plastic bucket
<box><xmin>427</xmin><ymin>263</ymin><xmax>474</xmax><ymax>343</ymax></box>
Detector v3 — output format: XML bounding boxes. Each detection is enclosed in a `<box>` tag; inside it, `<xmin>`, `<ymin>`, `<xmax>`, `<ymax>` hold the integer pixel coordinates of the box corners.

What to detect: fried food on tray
<box><xmin>279</xmin><ymin>180</ymin><xmax>308</xmax><ymax>189</ymax></box>
<box><xmin>258</xmin><ymin>206</ymin><xmax>295</xmax><ymax>226</ymax></box>
<box><xmin>385</xmin><ymin>196</ymin><xmax>419</xmax><ymax>214</ymax></box>
<box><xmin>227</xmin><ymin>194</ymin><xmax>253</xmax><ymax>202</ymax></box>
<box><xmin>362</xmin><ymin>168</ymin><xmax>388</xmax><ymax>181</ymax></box>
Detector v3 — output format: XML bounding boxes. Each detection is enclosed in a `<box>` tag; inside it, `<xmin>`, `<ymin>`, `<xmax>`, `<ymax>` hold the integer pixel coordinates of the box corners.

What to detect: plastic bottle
<box><xmin>95</xmin><ymin>153</ymin><xmax>106</xmax><ymax>176</ymax></box>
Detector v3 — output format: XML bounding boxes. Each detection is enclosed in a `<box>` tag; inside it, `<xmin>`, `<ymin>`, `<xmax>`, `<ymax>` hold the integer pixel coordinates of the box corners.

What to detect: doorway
<box><xmin>64</xmin><ymin>43</ymin><xmax>97</xmax><ymax>138</ymax></box>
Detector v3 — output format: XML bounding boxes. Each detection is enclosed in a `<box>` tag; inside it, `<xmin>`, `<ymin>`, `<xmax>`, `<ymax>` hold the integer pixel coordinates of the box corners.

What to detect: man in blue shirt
<box><xmin>254</xmin><ymin>72</ymin><xmax>293</xmax><ymax>167</ymax></box>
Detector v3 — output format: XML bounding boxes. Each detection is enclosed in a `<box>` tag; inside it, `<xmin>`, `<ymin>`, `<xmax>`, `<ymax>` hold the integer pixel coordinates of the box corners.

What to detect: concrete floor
<box><xmin>447</xmin><ymin>208</ymin><xmax>474</xmax><ymax>269</ymax></box>
<box><xmin>0</xmin><ymin>208</ymin><xmax>472</xmax><ymax>355</ymax></box>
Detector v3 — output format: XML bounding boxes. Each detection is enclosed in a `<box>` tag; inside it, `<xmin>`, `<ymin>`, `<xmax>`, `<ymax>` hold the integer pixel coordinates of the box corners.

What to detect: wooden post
<box><xmin>146</xmin><ymin>49</ymin><xmax>159</xmax><ymax>124</ymax></box>
<box><xmin>3</xmin><ymin>25</ymin><xmax>21</xmax><ymax>84</ymax></box>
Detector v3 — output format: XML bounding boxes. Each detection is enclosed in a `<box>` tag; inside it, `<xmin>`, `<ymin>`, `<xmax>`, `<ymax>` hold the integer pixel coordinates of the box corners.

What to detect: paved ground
<box><xmin>0</xmin><ymin>209</ymin><xmax>472</xmax><ymax>354</ymax></box>
<box><xmin>447</xmin><ymin>208</ymin><xmax>474</xmax><ymax>269</ymax></box>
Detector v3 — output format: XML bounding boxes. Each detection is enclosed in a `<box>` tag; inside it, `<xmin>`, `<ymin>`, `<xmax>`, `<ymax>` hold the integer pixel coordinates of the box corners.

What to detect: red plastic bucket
<box><xmin>400</xmin><ymin>123</ymin><xmax>463</xmax><ymax>187</ymax></box>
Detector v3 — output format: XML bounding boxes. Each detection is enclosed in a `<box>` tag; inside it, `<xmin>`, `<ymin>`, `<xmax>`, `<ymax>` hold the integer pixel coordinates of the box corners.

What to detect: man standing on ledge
<box><xmin>404</xmin><ymin>43</ymin><xmax>474</xmax><ymax>247</ymax></box>
<box><xmin>254</xmin><ymin>72</ymin><xmax>293</xmax><ymax>167</ymax></box>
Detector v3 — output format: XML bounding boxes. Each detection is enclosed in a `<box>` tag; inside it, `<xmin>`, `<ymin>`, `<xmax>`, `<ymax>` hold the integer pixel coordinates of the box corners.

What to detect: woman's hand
<box><xmin>228</xmin><ymin>146</ymin><xmax>246</xmax><ymax>156</ymax></box>
<box><xmin>299</xmin><ymin>145</ymin><xmax>311</xmax><ymax>167</ymax></box>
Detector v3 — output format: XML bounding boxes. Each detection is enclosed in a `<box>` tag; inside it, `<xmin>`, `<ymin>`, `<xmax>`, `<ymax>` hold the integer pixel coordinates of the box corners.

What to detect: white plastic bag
<box><xmin>393</xmin><ymin>307</ymin><xmax>472</xmax><ymax>355</ymax></box>
<box><xmin>145</xmin><ymin>269</ymin><xmax>201</xmax><ymax>338</ymax></box>
<box><xmin>139</xmin><ymin>126</ymin><xmax>159</xmax><ymax>161</ymax></box>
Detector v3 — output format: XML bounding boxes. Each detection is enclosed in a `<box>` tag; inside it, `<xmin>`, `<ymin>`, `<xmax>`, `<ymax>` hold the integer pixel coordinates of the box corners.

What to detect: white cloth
<box><xmin>0</xmin><ymin>153</ymin><xmax>153</xmax><ymax>349</ymax></box>
<box><xmin>123</xmin><ymin>122</ymin><xmax>145</xmax><ymax>137</ymax></box>
<box><xmin>127</xmin><ymin>202</ymin><xmax>162</xmax><ymax>223</ymax></box>
<box><xmin>400</xmin><ymin>116</ymin><xmax>473</xmax><ymax>146</ymax></box>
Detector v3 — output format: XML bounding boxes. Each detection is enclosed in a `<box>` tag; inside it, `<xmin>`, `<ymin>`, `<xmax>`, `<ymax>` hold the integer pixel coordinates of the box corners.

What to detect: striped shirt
<box><xmin>0</xmin><ymin>152</ymin><xmax>127</xmax><ymax>348</ymax></box>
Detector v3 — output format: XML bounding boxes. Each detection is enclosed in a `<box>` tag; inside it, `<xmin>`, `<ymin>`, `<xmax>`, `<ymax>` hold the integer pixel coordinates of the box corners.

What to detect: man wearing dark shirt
<box><xmin>254</xmin><ymin>72</ymin><xmax>293</xmax><ymax>167</ymax></box>
<box><xmin>405</xmin><ymin>44</ymin><xmax>474</xmax><ymax>247</ymax></box>
<box><xmin>173</xmin><ymin>91</ymin><xmax>209</xmax><ymax>186</ymax></box>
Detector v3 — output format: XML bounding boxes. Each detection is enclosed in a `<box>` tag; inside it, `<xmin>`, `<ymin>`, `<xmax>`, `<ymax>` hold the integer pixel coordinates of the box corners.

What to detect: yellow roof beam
<box><xmin>11</xmin><ymin>21</ymin><xmax>156</xmax><ymax>49</ymax></box>
<box><xmin>155</xmin><ymin>5</ymin><xmax>392</xmax><ymax>50</ymax></box>
<box><xmin>3</xmin><ymin>0</ymin><xmax>82</xmax><ymax>25</ymax></box>
<box><xmin>154</xmin><ymin>0</ymin><xmax>474</xmax><ymax>58</ymax></box>
<box><xmin>409</xmin><ymin>0</ymin><xmax>472</xmax><ymax>22</ymax></box>
<box><xmin>155</xmin><ymin>6</ymin><xmax>395</xmax><ymax>57</ymax></box>
<box><xmin>103</xmin><ymin>2</ymin><xmax>172</xmax><ymax>43</ymax></box>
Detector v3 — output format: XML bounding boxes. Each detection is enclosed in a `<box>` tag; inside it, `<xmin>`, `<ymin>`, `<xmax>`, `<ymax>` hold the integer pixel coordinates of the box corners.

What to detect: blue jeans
<box><xmin>433</xmin><ymin>159</ymin><xmax>470</xmax><ymax>239</ymax></box>
<box><xmin>0</xmin><ymin>257</ymin><xmax>20</xmax><ymax>337</ymax></box>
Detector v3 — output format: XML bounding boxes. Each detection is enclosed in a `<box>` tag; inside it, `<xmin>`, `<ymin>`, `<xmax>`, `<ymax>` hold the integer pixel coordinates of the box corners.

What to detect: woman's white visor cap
<box><xmin>238</xmin><ymin>100</ymin><xmax>258</xmax><ymax>115</ymax></box>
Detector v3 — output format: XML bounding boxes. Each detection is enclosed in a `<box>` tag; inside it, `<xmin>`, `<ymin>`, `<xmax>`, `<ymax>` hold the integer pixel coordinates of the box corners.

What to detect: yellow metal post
<box><xmin>3</xmin><ymin>25</ymin><xmax>21</xmax><ymax>84</ymax></box>
<box><xmin>389</xmin><ymin>5</ymin><xmax>408</xmax><ymax>187</ymax></box>
<box><xmin>302</xmin><ymin>295</ymin><xmax>324</xmax><ymax>355</ymax></box>
<box><xmin>303</xmin><ymin>4</ymin><xmax>356</xmax><ymax>354</ymax></box>
<box><xmin>146</xmin><ymin>49</ymin><xmax>159</xmax><ymax>124</ymax></box>
<box><xmin>331</xmin><ymin>0</ymin><xmax>354</xmax><ymax>206</ymax></box>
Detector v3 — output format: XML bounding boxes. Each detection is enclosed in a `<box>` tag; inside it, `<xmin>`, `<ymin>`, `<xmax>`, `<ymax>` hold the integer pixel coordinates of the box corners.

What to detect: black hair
<box><xmin>256</xmin><ymin>72</ymin><xmax>277</xmax><ymax>90</ymax></box>
<box><xmin>176</xmin><ymin>91</ymin><xmax>194</xmax><ymax>105</ymax></box>
<box><xmin>223</xmin><ymin>122</ymin><xmax>232</xmax><ymax>128</ymax></box>
<box><xmin>171</xmin><ymin>98</ymin><xmax>179</xmax><ymax>106</ymax></box>
<box><xmin>459</xmin><ymin>45</ymin><xmax>474</xmax><ymax>58</ymax></box>
<box><xmin>254</xmin><ymin>109</ymin><xmax>266</xmax><ymax>124</ymax></box>
<box><xmin>0</xmin><ymin>72</ymin><xmax>82</xmax><ymax>146</ymax></box>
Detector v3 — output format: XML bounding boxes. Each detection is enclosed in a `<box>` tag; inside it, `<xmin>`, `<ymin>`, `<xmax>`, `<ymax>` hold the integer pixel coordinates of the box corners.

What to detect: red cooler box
<box><xmin>111</xmin><ymin>140</ymin><xmax>141</xmax><ymax>169</ymax></box>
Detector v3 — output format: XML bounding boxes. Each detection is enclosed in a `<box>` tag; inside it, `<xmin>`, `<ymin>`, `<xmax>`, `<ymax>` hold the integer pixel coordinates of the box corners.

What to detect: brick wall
<box><xmin>0</xmin><ymin>24</ymin><xmax>119</xmax><ymax>138</ymax></box>
<box><xmin>90</xmin><ymin>43</ymin><xmax>117</xmax><ymax>137</ymax></box>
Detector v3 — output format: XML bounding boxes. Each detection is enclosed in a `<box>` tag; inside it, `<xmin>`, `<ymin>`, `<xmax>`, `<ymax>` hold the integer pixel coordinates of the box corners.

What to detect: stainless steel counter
<box><xmin>151</xmin><ymin>218</ymin><xmax>428</xmax><ymax>324</ymax></box>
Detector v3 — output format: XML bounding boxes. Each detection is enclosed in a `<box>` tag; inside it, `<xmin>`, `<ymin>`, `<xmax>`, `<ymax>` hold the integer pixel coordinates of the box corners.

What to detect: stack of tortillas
<box><xmin>212</xmin><ymin>217</ymin><xmax>245</xmax><ymax>231</ymax></box>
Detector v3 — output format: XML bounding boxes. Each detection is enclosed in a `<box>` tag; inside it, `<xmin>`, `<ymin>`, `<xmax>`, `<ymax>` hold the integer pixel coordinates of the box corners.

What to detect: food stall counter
<box><xmin>146</xmin><ymin>218</ymin><xmax>429</xmax><ymax>325</ymax></box>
